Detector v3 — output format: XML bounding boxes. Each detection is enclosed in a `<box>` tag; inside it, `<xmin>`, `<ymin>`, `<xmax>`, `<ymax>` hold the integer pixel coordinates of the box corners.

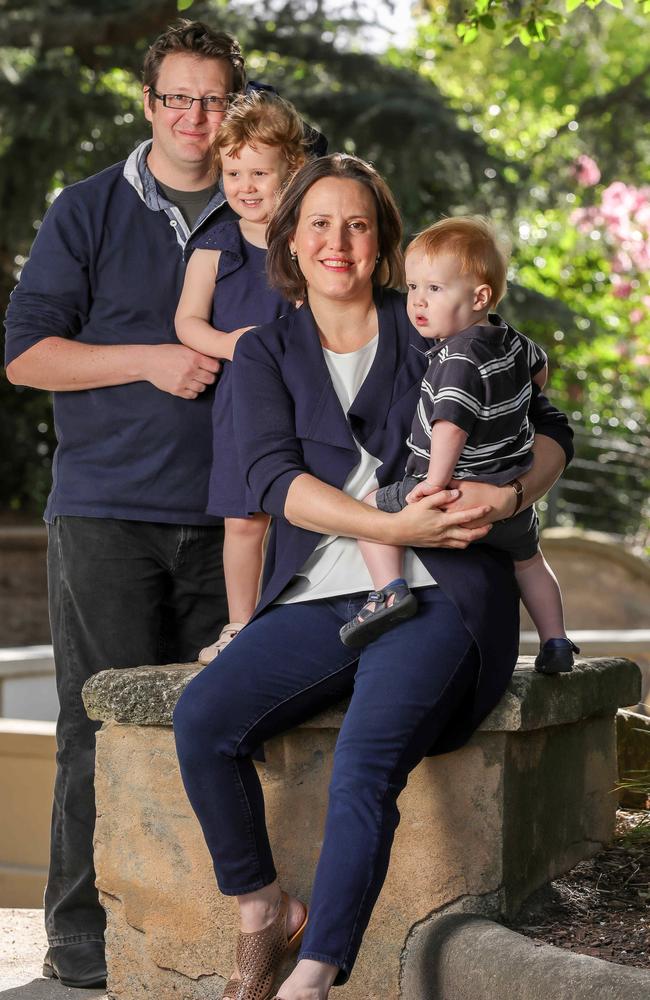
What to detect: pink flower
<box><xmin>570</xmin><ymin>207</ymin><xmax>601</xmax><ymax>233</ymax></box>
<box><xmin>611</xmin><ymin>250</ymin><xmax>634</xmax><ymax>273</ymax></box>
<box><xmin>611</xmin><ymin>277</ymin><xmax>633</xmax><ymax>299</ymax></box>
<box><xmin>602</xmin><ymin>181</ymin><xmax>633</xmax><ymax>211</ymax></box>
<box><xmin>572</xmin><ymin>154</ymin><xmax>601</xmax><ymax>187</ymax></box>
<box><xmin>635</xmin><ymin>203</ymin><xmax>650</xmax><ymax>230</ymax></box>
<box><xmin>570</xmin><ymin>180</ymin><xmax>650</xmax><ymax>283</ymax></box>
<box><xmin>629</xmin><ymin>308</ymin><xmax>645</xmax><ymax>325</ymax></box>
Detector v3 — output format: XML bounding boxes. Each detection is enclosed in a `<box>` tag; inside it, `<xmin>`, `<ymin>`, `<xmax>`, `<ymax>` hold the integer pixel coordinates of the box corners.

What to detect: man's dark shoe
<box><xmin>43</xmin><ymin>942</ymin><xmax>107</xmax><ymax>989</ymax></box>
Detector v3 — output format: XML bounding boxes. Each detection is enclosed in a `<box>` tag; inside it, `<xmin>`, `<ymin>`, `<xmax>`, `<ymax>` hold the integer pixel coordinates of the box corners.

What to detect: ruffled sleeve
<box><xmin>190</xmin><ymin>219</ymin><xmax>244</xmax><ymax>282</ymax></box>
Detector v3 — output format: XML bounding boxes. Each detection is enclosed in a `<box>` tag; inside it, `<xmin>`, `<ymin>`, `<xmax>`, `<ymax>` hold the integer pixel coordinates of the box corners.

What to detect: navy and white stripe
<box><xmin>405</xmin><ymin>316</ymin><xmax>547</xmax><ymax>486</ymax></box>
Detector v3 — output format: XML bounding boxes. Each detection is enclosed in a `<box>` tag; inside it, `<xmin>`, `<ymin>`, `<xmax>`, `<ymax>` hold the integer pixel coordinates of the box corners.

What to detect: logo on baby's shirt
<box><xmin>438</xmin><ymin>345</ymin><xmax>449</xmax><ymax>363</ymax></box>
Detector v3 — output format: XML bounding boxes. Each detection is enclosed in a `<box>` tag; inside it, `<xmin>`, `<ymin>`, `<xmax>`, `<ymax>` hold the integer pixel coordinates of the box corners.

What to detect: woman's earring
<box><xmin>376</xmin><ymin>254</ymin><xmax>381</xmax><ymax>264</ymax></box>
<box><xmin>290</xmin><ymin>248</ymin><xmax>298</xmax><ymax>261</ymax></box>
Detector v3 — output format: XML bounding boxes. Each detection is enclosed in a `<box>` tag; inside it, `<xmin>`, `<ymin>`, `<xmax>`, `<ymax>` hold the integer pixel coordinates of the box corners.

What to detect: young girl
<box><xmin>175</xmin><ymin>91</ymin><xmax>308</xmax><ymax>662</ymax></box>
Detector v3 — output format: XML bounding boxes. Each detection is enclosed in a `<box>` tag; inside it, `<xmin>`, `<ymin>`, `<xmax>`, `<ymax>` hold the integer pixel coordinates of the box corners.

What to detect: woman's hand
<box><xmin>389</xmin><ymin>488</ymin><xmax>493</xmax><ymax>549</ymax></box>
<box><xmin>445</xmin><ymin>479</ymin><xmax>517</xmax><ymax>525</ymax></box>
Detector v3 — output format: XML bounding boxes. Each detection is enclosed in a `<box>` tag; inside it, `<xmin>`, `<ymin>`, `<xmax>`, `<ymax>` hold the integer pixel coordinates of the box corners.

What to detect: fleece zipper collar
<box><xmin>123</xmin><ymin>139</ymin><xmax>227</xmax><ymax>250</ymax></box>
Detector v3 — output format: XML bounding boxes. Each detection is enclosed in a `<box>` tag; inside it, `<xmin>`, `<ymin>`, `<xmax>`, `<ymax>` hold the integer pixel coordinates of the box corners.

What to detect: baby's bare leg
<box><xmin>339</xmin><ymin>491</ymin><xmax>417</xmax><ymax>647</ymax></box>
<box><xmin>515</xmin><ymin>548</ymin><xmax>567</xmax><ymax>643</ymax></box>
<box><xmin>358</xmin><ymin>490</ymin><xmax>405</xmax><ymax>591</ymax></box>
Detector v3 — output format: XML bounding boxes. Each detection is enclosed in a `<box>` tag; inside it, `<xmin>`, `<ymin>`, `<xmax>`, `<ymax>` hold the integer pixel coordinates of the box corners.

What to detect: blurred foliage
<box><xmin>403</xmin><ymin>0</ymin><xmax>650</xmax><ymax>546</ymax></box>
<box><xmin>432</xmin><ymin>0</ymin><xmax>650</xmax><ymax>47</ymax></box>
<box><xmin>1</xmin><ymin>0</ymin><xmax>649</xmax><ymax>546</ymax></box>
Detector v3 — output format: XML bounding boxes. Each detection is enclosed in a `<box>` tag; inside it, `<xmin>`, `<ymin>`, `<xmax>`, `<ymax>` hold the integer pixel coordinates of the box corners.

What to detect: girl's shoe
<box><xmin>222</xmin><ymin>891</ymin><xmax>308</xmax><ymax>1000</ymax></box>
<box><xmin>339</xmin><ymin>580</ymin><xmax>418</xmax><ymax>649</ymax></box>
<box><xmin>534</xmin><ymin>637</ymin><xmax>580</xmax><ymax>675</ymax></box>
<box><xmin>198</xmin><ymin>622</ymin><xmax>246</xmax><ymax>664</ymax></box>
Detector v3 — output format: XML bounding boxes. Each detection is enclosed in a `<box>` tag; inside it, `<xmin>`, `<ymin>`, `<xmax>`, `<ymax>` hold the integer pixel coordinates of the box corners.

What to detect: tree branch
<box><xmin>0</xmin><ymin>1</ymin><xmax>177</xmax><ymax>63</ymax></box>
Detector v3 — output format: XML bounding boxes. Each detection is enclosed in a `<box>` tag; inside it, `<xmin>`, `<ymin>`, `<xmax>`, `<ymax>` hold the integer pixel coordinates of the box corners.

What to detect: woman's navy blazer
<box><xmin>232</xmin><ymin>288</ymin><xmax>573</xmax><ymax>753</ymax></box>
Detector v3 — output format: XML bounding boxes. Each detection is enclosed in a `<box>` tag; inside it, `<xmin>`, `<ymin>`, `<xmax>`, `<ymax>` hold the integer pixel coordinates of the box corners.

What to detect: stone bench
<box><xmin>83</xmin><ymin>656</ymin><xmax>640</xmax><ymax>1000</ymax></box>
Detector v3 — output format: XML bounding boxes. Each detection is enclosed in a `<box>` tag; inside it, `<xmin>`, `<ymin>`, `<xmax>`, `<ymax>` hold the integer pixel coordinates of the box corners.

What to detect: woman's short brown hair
<box><xmin>212</xmin><ymin>91</ymin><xmax>309</xmax><ymax>176</ymax></box>
<box><xmin>407</xmin><ymin>216</ymin><xmax>511</xmax><ymax>308</ymax></box>
<box><xmin>266</xmin><ymin>154</ymin><xmax>404</xmax><ymax>302</ymax></box>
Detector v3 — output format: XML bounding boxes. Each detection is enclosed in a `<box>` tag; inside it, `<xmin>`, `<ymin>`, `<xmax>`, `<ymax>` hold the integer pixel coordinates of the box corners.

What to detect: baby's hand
<box><xmin>405</xmin><ymin>480</ymin><xmax>446</xmax><ymax>504</ymax></box>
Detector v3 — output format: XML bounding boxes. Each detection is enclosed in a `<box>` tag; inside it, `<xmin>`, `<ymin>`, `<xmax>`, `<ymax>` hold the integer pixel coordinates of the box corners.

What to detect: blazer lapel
<box><xmin>286</xmin><ymin>294</ymin><xmax>426</xmax><ymax>461</ymax></box>
<box><xmin>287</xmin><ymin>305</ymin><xmax>359</xmax><ymax>455</ymax></box>
<box><xmin>348</xmin><ymin>291</ymin><xmax>426</xmax><ymax>449</ymax></box>
<box><xmin>346</xmin><ymin>291</ymin><xmax>397</xmax><ymax>447</ymax></box>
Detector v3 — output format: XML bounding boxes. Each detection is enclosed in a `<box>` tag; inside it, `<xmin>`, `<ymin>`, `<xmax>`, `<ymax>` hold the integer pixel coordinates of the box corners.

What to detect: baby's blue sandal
<box><xmin>339</xmin><ymin>580</ymin><xmax>418</xmax><ymax>649</ymax></box>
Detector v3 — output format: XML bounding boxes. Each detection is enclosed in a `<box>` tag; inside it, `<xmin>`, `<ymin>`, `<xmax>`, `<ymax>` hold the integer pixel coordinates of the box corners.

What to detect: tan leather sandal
<box><xmin>222</xmin><ymin>892</ymin><xmax>308</xmax><ymax>1000</ymax></box>
<box><xmin>198</xmin><ymin>622</ymin><xmax>246</xmax><ymax>665</ymax></box>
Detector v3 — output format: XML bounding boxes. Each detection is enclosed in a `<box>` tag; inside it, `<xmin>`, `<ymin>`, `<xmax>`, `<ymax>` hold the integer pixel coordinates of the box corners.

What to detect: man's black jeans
<box><xmin>45</xmin><ymin>515</ymin><xmax>226</xmax><ymax>946</ymax></box>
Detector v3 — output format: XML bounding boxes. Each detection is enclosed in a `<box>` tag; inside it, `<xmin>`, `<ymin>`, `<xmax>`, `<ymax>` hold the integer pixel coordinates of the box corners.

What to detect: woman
<box><xmin>173</xmin><ymin>154</ymin><xmax>572</xmax><ymax>1000</ymax></box>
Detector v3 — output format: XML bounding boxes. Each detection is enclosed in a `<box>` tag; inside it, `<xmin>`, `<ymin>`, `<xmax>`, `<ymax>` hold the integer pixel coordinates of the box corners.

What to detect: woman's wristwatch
<box><xmin>497</xmin><ymin>478</ymin><xmax>524</xmax><ymax>523</ymax></box>
<box><xmin>506</xmin><ymin>477</ymin><xmax>524</xmax><ymax>516</ymax></box>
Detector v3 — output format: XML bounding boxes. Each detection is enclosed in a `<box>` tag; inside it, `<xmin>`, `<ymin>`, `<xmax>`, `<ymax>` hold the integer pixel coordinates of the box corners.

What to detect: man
<box><xmin>5</xmin><ymin>20</ymin><xmax>316</xmax><ymax>989</ymax></box>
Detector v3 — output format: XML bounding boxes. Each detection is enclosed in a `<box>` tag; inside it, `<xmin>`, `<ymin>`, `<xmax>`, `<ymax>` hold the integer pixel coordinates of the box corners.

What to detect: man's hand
<box><xmin>144</xmin><ymin>344</ymin><xmax>220</xmax><ymax>399</ymax></box>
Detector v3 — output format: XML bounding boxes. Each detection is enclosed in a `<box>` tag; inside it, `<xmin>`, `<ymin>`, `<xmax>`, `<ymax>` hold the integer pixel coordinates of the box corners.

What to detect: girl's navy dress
<box><xmin>192</xmin><ymin>220</ymin><xmax>292</xmax><ymax>517</ymax></box>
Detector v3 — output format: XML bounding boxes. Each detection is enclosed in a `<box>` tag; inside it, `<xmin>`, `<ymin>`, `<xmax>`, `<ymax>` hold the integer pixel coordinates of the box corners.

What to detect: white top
<box><xmin>277</xmin><ymin>335</ymin><xmax>436</xmax><ymax>605</ymax></box>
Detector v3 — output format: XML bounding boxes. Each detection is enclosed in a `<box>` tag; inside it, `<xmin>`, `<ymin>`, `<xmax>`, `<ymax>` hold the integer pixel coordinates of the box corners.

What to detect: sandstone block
<box><xmin>85</xmin><ymin>657</ymin><xmax>641</xmax><ymax>1000</ymax></box>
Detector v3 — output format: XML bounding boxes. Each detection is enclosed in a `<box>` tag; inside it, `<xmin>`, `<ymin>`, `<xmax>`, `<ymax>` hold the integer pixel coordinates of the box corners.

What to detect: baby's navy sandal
<box><xmin>534</xmin><ymin>637</ymin><xmax>580</xmax><ymax>675</ymax></box>
<box><xmin>339</xmin><ymin>580</ymin><xmax>418</xmax><ymax>649</ymax></box>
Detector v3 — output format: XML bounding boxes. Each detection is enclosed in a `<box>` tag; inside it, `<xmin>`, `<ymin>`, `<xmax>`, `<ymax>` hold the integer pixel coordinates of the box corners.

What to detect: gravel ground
<box><xmin>506</xmin><ymin>809</ymin><xmax>650</xmax><ymax>969</ymax></box>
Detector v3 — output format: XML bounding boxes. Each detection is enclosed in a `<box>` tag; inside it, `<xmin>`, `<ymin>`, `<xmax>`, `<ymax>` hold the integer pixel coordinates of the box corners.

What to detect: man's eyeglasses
<box><xmin>149</xmin><ymin>88</ymin><xmax>231</xmax><ymax>113</ymax></box>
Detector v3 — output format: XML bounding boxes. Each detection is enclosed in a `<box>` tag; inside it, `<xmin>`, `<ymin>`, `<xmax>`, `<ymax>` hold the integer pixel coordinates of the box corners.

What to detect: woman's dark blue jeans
<box><xmin>173</xmin><ymin>585</ymin><xmax>479</xmax><ymax>984</ymax></box>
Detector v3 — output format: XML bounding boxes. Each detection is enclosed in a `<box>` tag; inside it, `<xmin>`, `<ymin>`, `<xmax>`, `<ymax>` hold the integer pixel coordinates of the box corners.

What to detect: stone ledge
<box><xmin>0</xmin><ymin>526</ymin><xmax>47</xmax><ymax>551</ymax></box>
<box><xmin>83</xmin><ymin>657</ymin><xmax>641</xmax><ymax>732</ymax></box>
<box><xmin>542</xmin><ymin>527</ymin><xmax>650</xmax><ymax>586</ymax></box>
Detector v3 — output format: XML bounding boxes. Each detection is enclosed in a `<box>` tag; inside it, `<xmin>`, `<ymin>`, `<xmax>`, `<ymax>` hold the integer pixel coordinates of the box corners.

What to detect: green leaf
<box><xmin>543</xmin><ymin>11</ymin><xmax>565</xmax><ymax>24</ymax></box>
<box><xmin>604</xmin><ymin>0</ymin><xmax>624</xmax><ymax>7</ymax></box>
<box><xmin>479</xmin><ymin>14</ymin><xmax>496</xmax><ymax>28</ymax></box>
<box><xmin>461</xmin><ymin>26</ymin><xmax>479</xmax><ymax>44</ymax></box>
<box><xmin>177</xmin><ymin>0</ymin><xmax>193</xmax><ymax>10</ymax></box>
<box><xmin>566</xmin><ymin>0</ymin><xmax>584</xmax><ymax>10</ymax></box>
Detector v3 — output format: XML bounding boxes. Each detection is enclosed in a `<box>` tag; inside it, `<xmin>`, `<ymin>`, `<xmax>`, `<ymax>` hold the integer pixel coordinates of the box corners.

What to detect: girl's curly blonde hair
<box><xmin>212</xmin><ymin>90</ymin><xmax>309</xmax><ymax>175</ymax></box>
